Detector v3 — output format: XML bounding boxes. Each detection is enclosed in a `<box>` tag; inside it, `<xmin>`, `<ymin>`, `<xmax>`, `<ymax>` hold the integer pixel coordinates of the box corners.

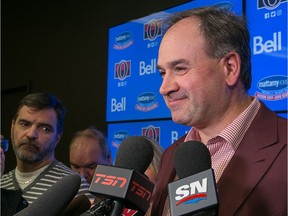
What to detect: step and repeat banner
<box><xmin>247</xmin><ymin>0</ymin><xmax>287</xmax><ymax>112</ymax></box>
<box><xmin>108</xmin><ymin>120</ymin><xmax>190</xmax><ymax>160</ymax></box>
<box><xmin>106</xmin><ymin>0</ymin><xmax>287</xmax><ymax>161</ymax></box>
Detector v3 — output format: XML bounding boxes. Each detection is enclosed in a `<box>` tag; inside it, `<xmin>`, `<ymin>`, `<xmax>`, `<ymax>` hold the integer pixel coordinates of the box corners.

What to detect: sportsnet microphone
<box><xmin>168</xmin><ymin>141</ymin><xmax>219</xmax><ymax>216</ymax></box>
<box><xmin>82</xmin><ymin>136</ymin><xmax>154</xmax><ymax>216</ymax></box>
<box><xmin>14</xmin><ymin>174</ymin><xmax>82</xmax><ymax>216</ymax></box>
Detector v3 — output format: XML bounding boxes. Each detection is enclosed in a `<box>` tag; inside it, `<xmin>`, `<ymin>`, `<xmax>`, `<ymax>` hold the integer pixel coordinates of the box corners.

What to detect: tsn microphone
<box><xmin>83</xmin><ymin>136</ymin><xmax>154</xmax><ymax>216</ymax></box>
<box><xmin>60</xmin><ymin>194</ymin><xmax>91</xmax><ymax>216</ymax></box>
<box><xmin>168</xmin><ymin>141</ymin><xmax>219</xmax><ymax>216</ymax></box>
<box><xmin>14</xmin><ymin>174</ymin><xmax>82</xmax><ymax>216</ymax></box>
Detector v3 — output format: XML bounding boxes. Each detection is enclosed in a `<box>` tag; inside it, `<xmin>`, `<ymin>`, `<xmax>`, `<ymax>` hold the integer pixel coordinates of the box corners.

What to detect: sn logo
<box><xmin>175</xmin><ymin>178</ymin><xmax>208</xmax><ymax>201</ymax></box>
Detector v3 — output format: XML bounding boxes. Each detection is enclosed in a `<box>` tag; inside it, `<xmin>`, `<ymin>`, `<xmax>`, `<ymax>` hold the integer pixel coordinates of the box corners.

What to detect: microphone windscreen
<box><xmin>60</xmin><ymin>194</ymin><xmax>91</xmax><ymax>216</ymax></box>
<box><xmin>114</xmin><ymin>136</ymin><xmax>154</xmax><ymax>174</ymax></box>
<box><xmin>174</xmin><ymin>141</ymin><xmax>211</xmax><ymax>179</ymax></box>
<box><xmin>14</xmin><ymin>174</ymin><xmax>81</xmax><ymax>216</ymax></box>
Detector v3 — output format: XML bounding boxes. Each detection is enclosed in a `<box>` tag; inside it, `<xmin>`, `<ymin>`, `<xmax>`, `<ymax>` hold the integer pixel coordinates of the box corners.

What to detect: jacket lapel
<box><xmin>217</xmin><ymin>104</ymin><xmax>283</xmax><ymax>215</ymax></box>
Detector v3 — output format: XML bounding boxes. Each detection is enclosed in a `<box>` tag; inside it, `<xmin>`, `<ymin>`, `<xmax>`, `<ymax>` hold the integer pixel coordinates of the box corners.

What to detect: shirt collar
<box><xmin>185</xmin><ymin>97</ymin><xmax>260</xmax><ymax>149</ymax></box>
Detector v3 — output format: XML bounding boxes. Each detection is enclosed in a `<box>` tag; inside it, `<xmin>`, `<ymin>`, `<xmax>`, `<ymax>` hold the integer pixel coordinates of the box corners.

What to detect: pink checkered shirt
<box><xmin>185</xmin><ymin>97</ymin><xmax>260</xmax><ymax>182</ymax></box>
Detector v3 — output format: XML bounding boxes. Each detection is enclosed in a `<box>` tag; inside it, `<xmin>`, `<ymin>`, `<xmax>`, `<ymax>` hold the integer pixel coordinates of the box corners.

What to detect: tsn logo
<box><xmin>94</xmin><ymin>173</ymin><xmax>127</xmax><ymax>188</ymax></box>
<box><xmin>131</xmin><ymin>180</ymin><xmax>152</xmax><ymax>201</ymax></box>
<box><xmin>175</xmin><ymin>178</ymin><xmax>208</xmax><ymax>205</ymax></box>
<box><xmin>94</xmin><ymin>173</ymin><xmax>152</xmax><ymax>201</ymax></box>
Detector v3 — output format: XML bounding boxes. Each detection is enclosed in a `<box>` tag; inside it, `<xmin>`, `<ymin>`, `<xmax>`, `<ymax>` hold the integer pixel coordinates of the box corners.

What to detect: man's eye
<box><xmin>19</xmin><ymin>122</ymin><xmax>29</xmax><ymax>127</ymax></box>
<box><xmin>175</xmin><ymin>66</ymin><xmax>188</xmax><ymax>75</ymax></box>
<box><xmin>175</xmin><ymin>66</ymin><xmax>186</xmax><ymax>71</ymax></box>
<box><xmin>41</xmin><ymin>126</ymin><xmax>52</xmax><ymax>132</ymax></box>
<box><xmin>159</xmin><ymin>70</ymin><xmax>165</xmax><ymax>78</ymax></box>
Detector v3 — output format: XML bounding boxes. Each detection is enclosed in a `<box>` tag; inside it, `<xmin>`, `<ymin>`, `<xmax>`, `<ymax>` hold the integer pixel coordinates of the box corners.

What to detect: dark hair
<box><xmin>70</xmin><ymin>126</ymin><xmax>110</xmax><ymax>159</ymax></box>
<box><xmin>13</xmin><ymin>92</ymin><xmax>67</xmax><ymax>135</ymax></box>
<box><xmin>163</xmin><ymin>6</ymin><xmax>252</xmax><ymax>90</ymax></box>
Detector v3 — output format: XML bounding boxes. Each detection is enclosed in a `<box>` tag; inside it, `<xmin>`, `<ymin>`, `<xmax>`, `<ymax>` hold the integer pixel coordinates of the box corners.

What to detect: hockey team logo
<box><xmin>144</xmin><ymin>19</ymin><xmax>162</xmax><ymax>41</ymax></box>
<box><xmin>114</xmin><ymin>60</ymin><xmax>131</xmax><ymax>81</ymax></box>
<box><xmin>257</xmin><ymin>0</ymin><xmax>287</xmax><ymax>10</ymax></box>
<box><xmin>113</xmin><ymin>31</ymin><xmax>134</xmax><ymax>50</ymax></box>
<box><xmin>175</xmin><ymin>178</ymin><xmax>208</xmax><ymax>206</ymax></box>
<box><xmin>135</xmin><ymin>92</ymin><xmax>159</xmax><ymax>112</ymax></box>
<box><xmin>142</xmin><ymin>125</ymin><xmax>160</xmax><ymax>143</ymax></box>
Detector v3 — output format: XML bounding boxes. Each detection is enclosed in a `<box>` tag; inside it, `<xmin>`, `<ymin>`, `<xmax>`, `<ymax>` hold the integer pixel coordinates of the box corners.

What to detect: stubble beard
<box><xmin>12</xmin><ymin>138</ymin><xmax>56</xmax><ymax>163</ymax></box>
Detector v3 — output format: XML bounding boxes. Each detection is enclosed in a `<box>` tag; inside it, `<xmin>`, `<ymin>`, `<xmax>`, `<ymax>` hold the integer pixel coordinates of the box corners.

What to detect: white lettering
<box><xmin>190</xmin><ymin>178</ymin><xmax>207</xmax><ymax>194</ymax></box>
<box><xmin>259</xmin><ymin>80</ymin><xmax>279</xmax><ymax>88</ymax></box>
<box><xmin>111</xmin><ymin>97</ymin><xmax>126</xmax><ymax>112</ymax></box>
<box><xmin>171</xmin><ymin>131</ymin><xmax>179</xmax><ymax>143</ymax></box>
<box><xmin>253</xmin><ymin>32</ymin><xmax>282</xmax><ymax>55</ymax></box>
<box><xmin>175</xmin><ymin>185</ymin><xmax>190</xmax><ymax>200</ymax></box>
<box><xmin>139</xmin><ymin>59</ymin><xmax>157</xmax><ymax>75</ymax></box>
<box><xmin>175</xmin><ymin>178</ymin><xmax>208</xmax><ymax>201</ymax></box>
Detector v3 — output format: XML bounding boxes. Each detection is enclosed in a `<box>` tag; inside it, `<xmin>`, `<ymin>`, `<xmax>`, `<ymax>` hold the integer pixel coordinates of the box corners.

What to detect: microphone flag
<box><xmin>168</xmin><ymin>169</ymin><xmax>218</xmax><ymax>216</ymax></box>
<box><xmin>89</xmin><ymin>164</ymin><xmax>154</xmax><ymax>213</ymax></box>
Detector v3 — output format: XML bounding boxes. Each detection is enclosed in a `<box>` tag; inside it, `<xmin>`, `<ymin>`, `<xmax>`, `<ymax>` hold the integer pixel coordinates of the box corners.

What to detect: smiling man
<box><xmin>148</xmin><ymin>6</ymin><xmax>287</xmax><ymax>216</ymax></box>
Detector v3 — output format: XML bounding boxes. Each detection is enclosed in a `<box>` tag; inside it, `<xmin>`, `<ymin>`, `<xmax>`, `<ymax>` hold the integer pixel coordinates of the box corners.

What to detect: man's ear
<box><xmin>222</xmin><ymin>51</ymin><xmax>241</xmax><ymax>87</ymax></box>
<box><xmin>54</xmin><ymin>133</ymin><xmax>62</xmax><ymax>146</ymax></box>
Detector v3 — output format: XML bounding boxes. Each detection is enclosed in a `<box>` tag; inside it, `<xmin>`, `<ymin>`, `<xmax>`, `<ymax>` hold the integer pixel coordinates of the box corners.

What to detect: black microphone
<box><xmin>84</xmin><ymin>136</ymin><xmax>155</xmax><ymax>216</ymax></box>
<box><xmin>14</xmin><ymin>174</ymin><xmax>81</xmax><ymax>216</ymax></box>
<box><xmin>60</xmin><ymin>194</ymin><xmax>91</xmax><ymax>216</ymax></box>
<box><xmin>168</xmin><ymin>141</ymin><xmax>219</xmax><ymax>216</ymax></box>
<box><xmin>79</xmin><ymin>198</ymin><xmax>113</xmax><ymax>216</ymax></box>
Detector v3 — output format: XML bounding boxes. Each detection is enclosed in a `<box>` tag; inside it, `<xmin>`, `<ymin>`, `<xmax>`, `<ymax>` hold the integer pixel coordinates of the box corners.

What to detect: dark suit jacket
<box><xmin>1</xmin><ymin>189</ymin><xmax>28</xmax><ymax>216</ymax></box>
<box><xmin>150</xmin><ymin>103</ymin><xmax>287</xmax><ymax>216</ymax></box>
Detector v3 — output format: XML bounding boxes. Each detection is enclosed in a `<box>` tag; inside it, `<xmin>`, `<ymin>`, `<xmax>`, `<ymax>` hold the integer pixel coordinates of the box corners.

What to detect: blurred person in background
<box><xmin>69</xmin><ymin>126</ymin><xmax>112</xmax><ymax>185</ymax></box>
<box><xmin>0</xmin><ymin>92</ymin><xmax>94</xmax><ymax>216</ymax></box>
<box><xmin>143</xmin><ymin>137</ymin><xmax>163</xmax><ymax>184</ymax></box>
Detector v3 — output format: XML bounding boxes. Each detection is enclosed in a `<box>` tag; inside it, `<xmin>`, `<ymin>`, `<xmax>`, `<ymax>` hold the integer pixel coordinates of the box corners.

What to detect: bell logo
<box><xmin>253</xmin><ymin>32</ymin><xmax>282</xmax><ymax>55</ymax></box>
<box><xmin>175</xmin><ymin>178</ymin><xmax>208</xmax><ymax>205</ymax></box>
<box><xmin>111</xmin><ymin>97</ymin><xmax>126</xmax><ymax>112</ymax></box>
